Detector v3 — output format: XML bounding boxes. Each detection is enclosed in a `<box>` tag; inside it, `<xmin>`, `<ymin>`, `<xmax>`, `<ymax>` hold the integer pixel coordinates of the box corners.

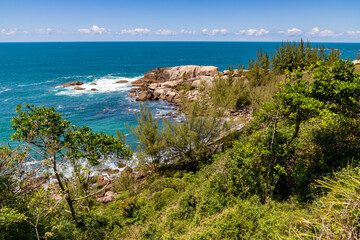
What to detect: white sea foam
<box><xmin>0</xmin><ymin>88</ymin><xmax>11</xmax><ymax>93</ymax></box>
<box><xmin>55</xmin><ymin>75</ymin><xmax>142</xmax><ymax>96</ymax></box>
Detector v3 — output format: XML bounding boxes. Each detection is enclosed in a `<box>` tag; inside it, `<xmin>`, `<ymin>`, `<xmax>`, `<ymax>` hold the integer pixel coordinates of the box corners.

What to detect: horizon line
<box><xmin>1</xmin><ymin>40</ymin><xmax>360</xmax><ymax>44</ymax></box>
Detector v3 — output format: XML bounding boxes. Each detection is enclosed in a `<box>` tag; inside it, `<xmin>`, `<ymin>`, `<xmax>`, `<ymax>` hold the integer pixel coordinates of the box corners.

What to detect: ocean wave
<box><xmin>17</xmin><ymin>79</ymin><xmax>56</xmax><ymax>87</ymax></box>
<box><xmin>55</xmin><ymin>75</ymin><xmax>142</xmax><ymax>96</ymax></box>
<box><xmin>0</xmin><ymin>88</ymin><xmax>11</xmax><ymax>93</ymax></box>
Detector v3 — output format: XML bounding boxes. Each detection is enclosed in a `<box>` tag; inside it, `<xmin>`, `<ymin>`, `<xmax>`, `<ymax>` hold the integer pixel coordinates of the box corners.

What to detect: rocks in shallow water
<box><xmin>91</xmin><ymin>88</ymin><xmax>98</xmax><ymax>91</ymax></box>
<box><xmin>74</xmin><ymin>86</ymin><xmax>85</xmax><ymax>90</ymax></box>
<box><xmin>60</xmin><ymin>81</ymin><xmax>83</xmax><ymax>87</ymax></box>
<box><xmin>128</xmin><ymin>91</ymin><xmax>137</xmax><ymax>97</ymax></box>
<box><xmin>166</xmin><ymin>91</ymin><xmax>177</xmax><ymax>102</ymax></box>
<box><xmin>115</xmin><ymin>80</ymin><xmax>129</xmax><ymax>84</ymax></box>
<box><xmin>136</xmin><ymin>90</ymin><xmax>154</xmax><ymax>101</ymax></box>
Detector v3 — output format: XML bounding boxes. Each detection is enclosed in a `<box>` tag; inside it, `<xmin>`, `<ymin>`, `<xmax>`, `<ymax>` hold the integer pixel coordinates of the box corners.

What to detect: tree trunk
<box><xmin>53</xmin><ymin>154</ymin><xmax>77</xmax><ymax>224</ymax></box>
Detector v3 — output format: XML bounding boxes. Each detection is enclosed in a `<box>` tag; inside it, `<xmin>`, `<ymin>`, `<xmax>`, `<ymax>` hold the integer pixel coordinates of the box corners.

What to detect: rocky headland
<box><xmin>59</xmin><ymin>65</ymin><xmax>251</xmax><ymax>119</ymax></box>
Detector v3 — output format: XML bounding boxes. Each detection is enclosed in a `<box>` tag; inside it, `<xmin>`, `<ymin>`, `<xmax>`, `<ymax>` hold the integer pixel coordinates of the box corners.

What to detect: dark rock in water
<box><xmin>60</xmin><ymin>81</ymin><xmax>83</xmax><ymax>87</ymax></box>
<box><xmin>115</xmin><ymin>80</ymin><xmax>129</xmax><ymax>84</ymax></box>
<box><xmin>74</xmin><ymin>86</ymin><xmax>85</xmax><ymax>90</ymax></box>
<box><xmin>91</xmin><ymin>88</ymin><xmax>98</xmax><ymax>91</ymax></box>
<box><xmin>90</xmin><ymin>83</ymin><xmax>97</xmax><ymax>85</ymax></box>
<box><xmin>166</xmin><ymin>112</ymin><xmax>172</xmax><ymax>116</ymax></box>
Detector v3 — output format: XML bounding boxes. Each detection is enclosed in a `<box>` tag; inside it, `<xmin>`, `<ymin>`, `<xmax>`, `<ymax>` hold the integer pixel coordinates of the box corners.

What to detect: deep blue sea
<box><xmin>1</xmin><ymin>42</ymin><xmax>360</xmax><ymax>148</ymax></box>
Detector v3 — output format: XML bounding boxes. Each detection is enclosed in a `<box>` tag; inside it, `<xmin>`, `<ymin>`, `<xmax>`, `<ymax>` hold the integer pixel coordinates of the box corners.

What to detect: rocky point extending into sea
<box><xmin>58</xmin><ymin>65</ymin><xmax>255</xmax><ymax>119</ymax></box>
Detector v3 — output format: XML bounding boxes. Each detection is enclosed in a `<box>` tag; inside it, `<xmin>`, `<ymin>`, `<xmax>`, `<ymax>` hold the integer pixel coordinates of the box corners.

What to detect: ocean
<box><xmin>1</xmin><ymin>42</ymin><xmax>359</xmax><ymax>148</ymax></box>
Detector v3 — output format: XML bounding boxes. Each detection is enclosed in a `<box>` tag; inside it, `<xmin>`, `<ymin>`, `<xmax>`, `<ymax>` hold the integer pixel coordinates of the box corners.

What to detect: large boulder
<box><xmin>166</xmin><ymin>92</ymin><xmax>177</xmax><ymax>102</ymax></box>
<box><xmin>128</xmin><ymin>91</ymin><xmax>137</xmax><ymax>97</ymax></box>
<box><xmin>353</xmin><ymin>60</ymin><xmax>360</xmax><ymax>65</ymax></box>
<box><xmin>136</xmin><ymin>90</ymin><xmax>154</xmax><ymax>101</ymax></box>
<box><xmin>138</xmin><ymin>65</ymin><xmax>219</xmax><ymax>83</ymax></box>
<box><xmin>60</xmin><ymin>81</ymin><xmax>83</xmax><ymax>87</ymax></box>
<box><xmin>148</xmin><ymin>83</ymin><xmax>159</xmax><ymax>90</ymax></box>
<box><xmin>97</xmin><ymin>191</ymin><xmax>119</xmax><ymax>204</ymax></box>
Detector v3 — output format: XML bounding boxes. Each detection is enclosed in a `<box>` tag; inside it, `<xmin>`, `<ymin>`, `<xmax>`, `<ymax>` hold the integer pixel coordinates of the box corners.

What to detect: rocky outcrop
<box><xmin>60</xmin><ymin>81</ymin><xmax>83</xmax><ymax>87</ymax></box>
<box><xmin>130</xmin><ymin>65</ymin><xmax>220</xmax><ymax>103</ymax></box>
<box><xmin>353</xmin><ymin>60</ymin><xmax>360</xmax><ymax>65</ymax></box>
<box><xmin>136</xmin><ymin>90</ymin><xmax>154</xmax><ymax>101</ymax></box>
<box><xmin>140</xmin><ymin>65</ymin><xmax>218</xmax><ymax>82</ymax></box>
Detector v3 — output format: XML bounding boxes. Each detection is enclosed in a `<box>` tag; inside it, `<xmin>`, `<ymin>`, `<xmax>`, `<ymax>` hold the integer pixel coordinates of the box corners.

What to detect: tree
<box><xmin>162</xmin><ymin>100</ymin><xmax>227</xmax><ymax>164</ymax></box>
<box><xmin>255</xmin><ymin>60</ymin><xmax>360</xmax><ymax>198</ymax></box>
<box><xmin>127</xmin><ymin>104</ymin><xmax>167</xmax><ymax>167</ymax></box>
<box><xmin>11</xmin><ymin>104</ymin><xmax>131</xmax><ymax>226</ymax></box>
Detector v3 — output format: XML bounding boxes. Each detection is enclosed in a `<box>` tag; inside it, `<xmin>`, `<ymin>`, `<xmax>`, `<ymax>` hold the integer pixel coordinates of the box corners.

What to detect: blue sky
<box><xmin>1</xmin><ymin>0</ymin><xmax>359</xmax><ymax>42</ymax></box>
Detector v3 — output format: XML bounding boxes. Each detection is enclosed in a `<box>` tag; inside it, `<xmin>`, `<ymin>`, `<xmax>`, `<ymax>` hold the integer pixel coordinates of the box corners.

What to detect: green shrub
<box><xmin>175</xmin><ymin>83</ymin><xmax>195</xmax><ymax>91</ymax></box>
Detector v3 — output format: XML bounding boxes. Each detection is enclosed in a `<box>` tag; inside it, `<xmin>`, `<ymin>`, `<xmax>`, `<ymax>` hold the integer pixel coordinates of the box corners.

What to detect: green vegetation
<box><xmin>1</xmin><ymin>41</ymin><xmax>360</xmax><ymax>239</ymax></box>
<box><xmin>175</xmin><ymin>83</ymin><xmax>195</xmax><ymax>91</ymax></box>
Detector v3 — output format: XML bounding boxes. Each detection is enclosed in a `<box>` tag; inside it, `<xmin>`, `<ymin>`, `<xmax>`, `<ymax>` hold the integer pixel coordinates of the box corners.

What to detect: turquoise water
<box><xmin>1</xmin><ymin>42</ymin><xmax>360</xmax><ymax>147</ymax></box>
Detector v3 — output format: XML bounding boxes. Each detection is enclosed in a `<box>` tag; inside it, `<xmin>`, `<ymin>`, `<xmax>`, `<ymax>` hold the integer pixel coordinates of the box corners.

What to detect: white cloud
<box><xmin>1</xmin><ymin>28</ymin><xmax>19</xmax><ymax>36</ymax></box>
<box><xmin>34</xmin><ymin>28</ymin><xmax>68</xmax><ymax>35</ymax></box>
<box><xmin>286</xmin><ymin>28</ymin><xmax>303</xmax><ymax>36</ymax></box>
<box><xmin>319</xmin><ymin>29</ymin><xmax>335</xmax><ymax>37</ymax></box>
<box><xmin>35</xmin><ymin>28</ymin><xmax>53</xmax><ymax>35</ymax></box>
<box><xmin>347</xmin><ymin>31</ymin><xmax>360</xmax><ymax>35</ymax></box>
<box><xmin>237</xmin><ymin>29</ymin><xmax>269</xmax><ymax>36</ymax></box>
<box><xmin>78</xmin><ymin>25</ymin><xmax>108</xmax><ymax>35</ymax></box>
<box><xmin>306</xmin><ymin>27</ymin><xmax>338</xmax><ymax>37</ymax></box>
<box><xmin>155</xmin><ymin>29</ymin><xmax>177</xmax><ymax>36</ymax></box>
<box><xmin>180</xmin><ymin>29</ymin><xmax>197</xmax><ymax>35</ymax></box>
<box><xmin>119</xmin><ymin>28</ymin><xmax>151</xmax><ymax>35</ymax></box>
<box><xmin>202</xmin><ymin>28</ymin><xmax>228</xmax><ymax>36</ymax></box>
<box><xmin>307</xmin><ymin>27</ymin><xmax>320</xmax><ymax>35</ymax></box>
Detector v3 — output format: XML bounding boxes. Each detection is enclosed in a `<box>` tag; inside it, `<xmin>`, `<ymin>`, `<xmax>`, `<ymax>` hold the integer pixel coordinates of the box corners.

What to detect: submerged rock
<box><xmin>115</xmin><ymin>80</ymin><xmax>129</xmax><ymax>84</ymax></box>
